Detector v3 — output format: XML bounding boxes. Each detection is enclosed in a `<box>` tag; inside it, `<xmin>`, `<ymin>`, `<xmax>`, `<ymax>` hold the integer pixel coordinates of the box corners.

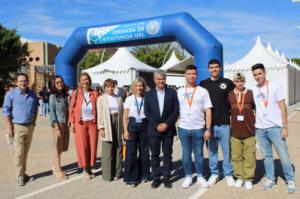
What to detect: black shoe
<box><xmin>23</xmin><ymin>174</ymin><xmax>31</xmax><ymax>183</ymax></box>
<box><xmin>151</xmin><ymin>179</ymin><xmax>161</xmax><ymax>188</ymax></box>
<box><xmin>163</xmin><ymin>179</ymin><xmax>172</xmax><ymax>188</ymax></box>
<box><xmin>142</xmin><ymin>176</ymin><xmax>152</xmax><ymax>183</ymax></box>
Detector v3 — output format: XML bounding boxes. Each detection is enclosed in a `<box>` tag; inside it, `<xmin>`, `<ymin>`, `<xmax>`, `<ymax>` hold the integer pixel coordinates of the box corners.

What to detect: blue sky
<box><xmin>1</xmin><ymin>0</ymin><xmax>299</xmax><ymax>63</ymax></box>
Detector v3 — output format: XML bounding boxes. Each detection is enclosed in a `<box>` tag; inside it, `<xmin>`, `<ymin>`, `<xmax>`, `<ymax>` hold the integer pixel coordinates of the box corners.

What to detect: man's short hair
<box><xmin>185</xmin><ymin>65</ymin><xmax>197</xmax><ymax>72</ymax></box>
<box><xmin>154</xmin><ymin>70</ymin><xmax>167</xmax><ymax>78</ymax></box>
<box><xmin>208</xmin><ymin>59</ymin><xmax>220</xmax><ymax>67</ymax></box>
<box><xmin>16</xmin><ymin>73</ymin><xmax>29</xmax><ymax>81</ymax></box>
<box><xmin>251</xmin><ymin>63</ymin><xmax>265</xmax><ymax>71</ymax></box>
<box><xmin>233</xmin><ymin>72</ymin><xmax>245</xmax><ymax>82</ymax></box>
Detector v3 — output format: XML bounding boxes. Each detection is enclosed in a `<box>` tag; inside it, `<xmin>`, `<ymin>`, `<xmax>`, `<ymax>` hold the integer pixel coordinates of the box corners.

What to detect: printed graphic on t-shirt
<box><xmin>183</xmin><ymin>92</ymin><xmax>193</xmax><ymax>99</ymax></box>
<box><xmin>256</xmin><ymin>92</ymin><xmax>267</xmax><ymax>100</ymax></box>
<box><xmin>219</xmin><ymin>83</ymin><xmax>227</xmax><ymax>89</ymax></box>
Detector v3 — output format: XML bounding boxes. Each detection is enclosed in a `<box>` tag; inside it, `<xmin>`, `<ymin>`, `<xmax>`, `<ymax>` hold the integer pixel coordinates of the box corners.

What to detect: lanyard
<box><xmin>235</xmin><ymin>91</ymin><xmax>245</xmax><ymax>114</ymax></box>
<box><xmin>83</xmin><ymin>92</ymin><xmax>91</xmax><ymax>106</ymax></box>
<box><xmin>185</xmin><ymin>86</ymin><xmax>197</xmax><ymax>108</ymax></box>
<box><xmin>258</xmin><ymin>81</ymin><xmax>269</xmax><ymax>108</ymax></box>
<box><xmin>134</xmin><ymin>96</ymin><xmax>144</xmax><ymax>116</ymax></box>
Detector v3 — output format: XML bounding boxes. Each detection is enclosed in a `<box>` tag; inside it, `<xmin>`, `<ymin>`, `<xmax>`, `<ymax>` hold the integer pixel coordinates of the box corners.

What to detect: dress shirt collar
<box><xmin>156</xmin><ymin>87</ymin><xmax>165</xmax><ymax>93</ymax></box>
<box><xmin>15</xmin><ymin>87</ymin><xmax>29</xmax><ymax>95</ymax></box>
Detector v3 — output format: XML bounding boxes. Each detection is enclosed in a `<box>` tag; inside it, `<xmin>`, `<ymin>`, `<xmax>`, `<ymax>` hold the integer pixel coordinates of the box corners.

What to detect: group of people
<box><xmin>2</xmin><ymin>59</ymin><xmax>296</xmax><ymax>194</ymax></box>
<box><xmin>37</xmin><ymin>87</ymin><xmax>51</xmax><ymax>117</ymax></box>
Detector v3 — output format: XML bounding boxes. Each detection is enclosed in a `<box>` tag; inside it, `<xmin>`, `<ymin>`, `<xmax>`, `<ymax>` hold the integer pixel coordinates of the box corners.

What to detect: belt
<box><xmin>111</xmin><ymin>113</ymin><xmax>118</xmax><ymax>117</ymax></box>
<box><xmin>14</xmin><ymin>122</ymin><xmax>33</xmax><ymax>126</ymax></box>
<box><xmin>129</xmin><ymin>117</ymin><xmax>147</xmax><ymax>122</ymax></box>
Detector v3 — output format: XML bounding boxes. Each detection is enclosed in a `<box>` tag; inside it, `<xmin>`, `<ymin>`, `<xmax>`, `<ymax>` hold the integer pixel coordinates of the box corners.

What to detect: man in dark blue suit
<box><xmin>144</xmin><ymin>70</ymin><xmax>179</xmax><ymax>189</ymax></box>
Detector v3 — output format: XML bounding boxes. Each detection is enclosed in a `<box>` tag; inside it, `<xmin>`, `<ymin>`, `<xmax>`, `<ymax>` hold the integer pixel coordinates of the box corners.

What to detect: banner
<box><xmin>87</xmin><ymin>18</ymin><xmax>163</xmax><ymax>45</ymax></box>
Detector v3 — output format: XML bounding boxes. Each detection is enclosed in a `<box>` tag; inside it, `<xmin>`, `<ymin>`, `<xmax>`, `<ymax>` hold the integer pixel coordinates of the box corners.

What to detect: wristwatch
<box><xmin>282</xmin><ymin>125</ymin><xmax>288</xmax><ymax>129</ymax></box>
<box><xmin>206</xmin><ymin>128</ymin><xmax>212</xmax><ymax>132</ymax></box>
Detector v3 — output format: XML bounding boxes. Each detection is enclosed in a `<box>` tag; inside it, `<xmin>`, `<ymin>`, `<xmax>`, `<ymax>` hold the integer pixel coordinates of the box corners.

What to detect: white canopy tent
<box><xmin>224</xmin><ymin>36</ymin><xmax>300</xmax><ymax>105</ymax></box>
<box><xmin>83</xmin><ymin>48</ymin><xmax>157</xmax><ymax>87</ymax></box>
<box><xmin>159</xmin><ymin>52</ymin><xmax>194</xmax><ymax>87</ymax></box>
<box><xmin>160</xmin><ymin>51</ymin><xmax>181</xmax><ymax>70</ymax></box>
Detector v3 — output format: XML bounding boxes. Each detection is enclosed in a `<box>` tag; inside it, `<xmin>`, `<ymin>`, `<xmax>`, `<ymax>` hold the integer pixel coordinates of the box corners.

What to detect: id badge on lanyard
<box><xmin>84</xmin><ymin>105</ymin><xmax>92</xmax><ymax>114</ymax></box>
<box><xmin>235</xmin><ymin>91</ymin><xmax>245</xmax><ymax>122</ymax></box>
<box><xmin>185</xmin><ymin>86</ymin><xmax>197</xmax><ymax>116</ymax></box>
<box><xmin>83</xmin><ymin>93</ymin><xmax>92</xmax><ymax>114</ymax></box>
<box><xmin>135</xmin><ymin>97</ymin><xmax>144</xmax><ymax>123</ymax></box>
<box><xmin>237</xmin><ymin>115</ymin><xmax>244</xmax><ymax>121</ymax></box>
<box><xmin>259</xmin><ymin>81</ymin><xmax>269</xmax><ymax>117</ymax></box>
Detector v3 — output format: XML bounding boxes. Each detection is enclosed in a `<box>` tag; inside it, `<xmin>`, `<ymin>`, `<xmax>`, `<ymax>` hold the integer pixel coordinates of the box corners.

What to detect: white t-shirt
<box><xmin>252</xmin><ymin>81</ymin><xmax>285</xmax><ymax>129</ymax></box>
<box><xmin>81</xmin><ymin>92</ymin><xmax>94</xmax><ymax>121</ymax></box>
<box><xmin>124</xmin><ymin>95</ymin><xmax>146</xmax><ymax>119</ymax></box>
<box><xmin>178</xmin><ymin>86</ymin><xmax>212</xmax><ymax>130</ymax></box>
<box><xmin>107</xmin><ymin>95</ymin><xmax>119</xmax><ymax>114</ymax></box>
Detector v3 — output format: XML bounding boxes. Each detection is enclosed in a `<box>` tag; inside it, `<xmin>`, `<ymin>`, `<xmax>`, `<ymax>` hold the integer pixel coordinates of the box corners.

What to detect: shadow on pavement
<box><xmin>30</xmin><ymin>157</ymin><xmax>103</xmax><ymax>180</ymax></box>
<box><xmin>253</xmin><ymin>159</ymin><xmax>296</xmax><ymax>184</ymax></box>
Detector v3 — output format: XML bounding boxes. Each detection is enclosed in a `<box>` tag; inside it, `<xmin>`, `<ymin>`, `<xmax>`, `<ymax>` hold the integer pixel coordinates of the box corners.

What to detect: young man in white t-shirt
<box><xmin>177</xmin><ymin>65</ymin><xmax>212</xmax><ymax>188</ymax></box>
<box><xmin>251</xmin><ymin>63</ymin><xmax>296</xmax><ymax>194</ymax></box>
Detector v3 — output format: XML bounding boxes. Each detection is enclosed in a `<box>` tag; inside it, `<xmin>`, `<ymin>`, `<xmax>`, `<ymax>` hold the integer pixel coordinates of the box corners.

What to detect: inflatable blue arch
<box><xmin>55</xmin><ymin>12</ymin><xmax>223</xmax><ymax>88</ymax></box>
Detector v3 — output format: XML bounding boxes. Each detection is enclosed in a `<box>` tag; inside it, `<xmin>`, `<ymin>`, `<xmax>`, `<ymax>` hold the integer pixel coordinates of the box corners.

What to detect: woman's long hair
<box><xmin>51</xmin><ymin>75</ymin><xmax>68</xmax><ymax>98</ymax></box>
<box><xmin>130</xmin><ymin>77</ymin><xmax>147</xmax><ymax>97</ymax></box>
<box><xmin>79</xmin><ymin>72</ymin><xmax>92</xmax><ymax>89</ymax></box>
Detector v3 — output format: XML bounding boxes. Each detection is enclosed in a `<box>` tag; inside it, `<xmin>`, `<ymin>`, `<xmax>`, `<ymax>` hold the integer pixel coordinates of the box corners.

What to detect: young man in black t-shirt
<box><xmin>200</xmin><ymin>59</ymin><xmax>235</xmax><ymax>187</ymax></box>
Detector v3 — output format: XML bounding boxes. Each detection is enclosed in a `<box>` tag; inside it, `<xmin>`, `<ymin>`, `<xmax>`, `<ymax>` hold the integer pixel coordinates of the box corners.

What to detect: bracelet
<box><xmin>282</xmin><ymin>125</ymin><xmax>288</xmax><ymax>129</ymax></box>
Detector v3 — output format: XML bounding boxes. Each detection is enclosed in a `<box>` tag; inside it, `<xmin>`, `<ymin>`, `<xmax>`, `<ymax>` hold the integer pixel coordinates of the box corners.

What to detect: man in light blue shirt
<box><xmin>156</xmin><ymin>88</ymin><xmax>165</xmax><ymax>116</ymax></box>
<box><xmin>2</xmin><ymin>73</ymin><xmax>38</xmax><ymax>186</ymax></box>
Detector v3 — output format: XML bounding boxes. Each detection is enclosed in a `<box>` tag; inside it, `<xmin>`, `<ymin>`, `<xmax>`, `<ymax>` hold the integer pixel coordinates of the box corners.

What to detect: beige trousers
<box><xmin>13</xmin><ymin>124</ymin><xmax>34</xmax><ymax>177</ymax></box>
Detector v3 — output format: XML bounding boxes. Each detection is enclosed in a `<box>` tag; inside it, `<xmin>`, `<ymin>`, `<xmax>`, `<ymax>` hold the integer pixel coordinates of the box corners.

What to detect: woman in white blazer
<box><xmin>97</xmin><ymin>79</ymin><xmax>124</xmax><ymax>181</ymax></box>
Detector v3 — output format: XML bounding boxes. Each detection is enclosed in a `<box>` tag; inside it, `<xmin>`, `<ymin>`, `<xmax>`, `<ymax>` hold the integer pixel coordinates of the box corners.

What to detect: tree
<box><xmin>132</xmin><ymin>42</ymin><xmax>185</xmax><ymax>68</ymax></box>
<box><xmin>79</xmin><ymin>49</ymin><xmax>111</xmax><ymax>70</ymax></box>
<box><xmin>0</xmin><ymin>24</ymin><xmax>29</xmax><ymax>83</ymax></box>
<box><xmin>291</xmin><ymin>58</ymin><xmax>300</xmax><ymax>67</ymax></box>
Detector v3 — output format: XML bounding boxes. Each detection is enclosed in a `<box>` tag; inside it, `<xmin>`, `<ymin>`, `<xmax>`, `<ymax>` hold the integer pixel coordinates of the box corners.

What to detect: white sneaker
<box><xmin>244</xmin><ymin>181</ymin><xmax>253</xmax><ymax>190</ymax></box>
<box><xmin>181</xmin><ymin>177</ymin><xmax>192</xmax><ymax>189</ymax></box>
<box><xmin>234</xmin><ymin>179</ymin><xmax>243</xmax><ymax>188</ymax></box>
<box><xmin>197</xmin><ymin>177</ymin><xmax>208</xmax><ymax>188</ymax></box>
<box><xmin>287</xmin><ymin>181</ymin><xmax>296</xmax><ymax>194</ymax></box>
<box><xmin>208</xmin><ymin>175</ymin><xmax>218</xmax><ymax>186</ymax></box>
<box><xmin>225</xmin><ymin>176</ymin><xmax>235</xmax><ymax>187</ymax></box>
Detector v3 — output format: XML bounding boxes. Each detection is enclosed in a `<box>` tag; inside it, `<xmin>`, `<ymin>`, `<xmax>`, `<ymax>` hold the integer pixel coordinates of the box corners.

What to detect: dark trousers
<box><xmin>149</xmin><ymin>134</ymin><xmax>174</xmax><ymax>180</ymax></box>
<box><xmin>124</xmin><ymin>118</ymin><xmax>150</xmax><ymax>183</ymax></box>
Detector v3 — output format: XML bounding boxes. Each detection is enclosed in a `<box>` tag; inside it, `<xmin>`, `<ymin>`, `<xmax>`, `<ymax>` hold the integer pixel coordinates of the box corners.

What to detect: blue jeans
<box><xmin>39</xmin><ymin>99</ymin><xmax>43</xmax><ymax>115</ymax></box>
<box><xmin>41</xmin><ymin>102</ymin><xmax>48</xmax><ymax>117</ymax></box>
<box><xmin>208</xmin><ymin>125</ymin><xmax>233</xmax><ymax>176</ymax></box>
<box><xmin>256</xmin><ymin>127</ymin><xmax>295</xmax><ymax>182</ymax></box>
<box><xmin>178</xmin><ymin>127</ymin><xmax>205</xmax><ymax>177</ymax></box>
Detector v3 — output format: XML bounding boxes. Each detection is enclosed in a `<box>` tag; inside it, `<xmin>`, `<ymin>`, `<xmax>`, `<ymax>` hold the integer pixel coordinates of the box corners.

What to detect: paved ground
<box><xmin>0</xmin><ymin>104</ymin><xmax>300</xmax><ymax>199</ymax></box>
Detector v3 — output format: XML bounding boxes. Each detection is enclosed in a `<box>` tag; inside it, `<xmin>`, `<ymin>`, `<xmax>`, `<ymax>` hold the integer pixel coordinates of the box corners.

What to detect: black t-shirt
<box><xmin>200</xmin><ymin>77</ymin><xmax>234</xmax><ymax>125</ymax></box>
<box><xmin>39</xmin><ymin>91</ymin><xmax>50</xmax><ymax>103</ymax></box>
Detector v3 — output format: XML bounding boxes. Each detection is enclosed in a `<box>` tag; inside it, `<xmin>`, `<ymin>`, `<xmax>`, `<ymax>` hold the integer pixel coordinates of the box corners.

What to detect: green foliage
<box><xmin>79</xmin><ymin>50</ymin><xmax>109</xmax><ymax>70</ymax></box>
<box><xmin>132</xmin><ymin>42</ymin><xmax>185</xmax><ymax>68</ymax></box>
<box><xmin>291</xmin><ymin>58</ymin><xmax>300</xmax><ymax>67</ymax></box>
<box><xmin>0</xmin><ymin>24</ymin><xmax>29</xmax><ymax>82</ymax></box>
